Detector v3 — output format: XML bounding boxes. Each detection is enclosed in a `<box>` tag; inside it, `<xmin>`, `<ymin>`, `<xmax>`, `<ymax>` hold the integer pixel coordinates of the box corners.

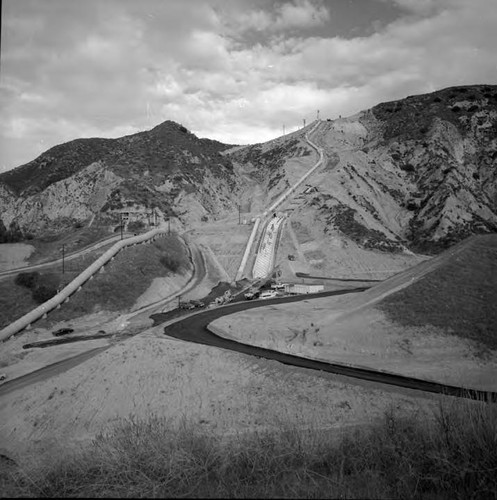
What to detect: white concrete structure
<box><xmin>252</xmin><ymin>216</ymin><xmax>284</xmax><ymax>279</ymax></box>
<box><xmin>235</xmin><ymin>217</ymin><xmax>261</xmax><ymax>281</ymax></box>
<box><xmin>284</xmin><ymin>283</ymin><xmax>324</xmax><ymax>294</ymax></box>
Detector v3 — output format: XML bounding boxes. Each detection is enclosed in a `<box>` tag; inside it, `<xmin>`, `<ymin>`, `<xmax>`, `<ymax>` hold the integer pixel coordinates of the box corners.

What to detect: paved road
<box><xmin>0</xmin><ymin>346</ymin><xmax>109</xmax><ymax>397</ymax></box>
<box><xmin>0</xmin><ymin>237</ymin><xmax>207</xmax><ymax>395</ymax></box>
<box><xmin>295</xmin><ymin>272</ymin><xmax>382</xmax><ymax>283</ymax></box>
<box><xmin>159</xmin><ymin>291</ymin><xmax>497</xmax><ymax>403</ymax></box>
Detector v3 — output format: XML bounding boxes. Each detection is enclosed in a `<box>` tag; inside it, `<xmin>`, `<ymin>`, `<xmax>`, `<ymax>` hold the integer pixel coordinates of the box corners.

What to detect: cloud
<box><xmin>229</xmin><ymin>0</ymin><xmax>330</xmax><ymax>33</ymax></box>
<box><xmin>1</xmin><ymin>0</ymin><xmax>496</xmax><ymax>173</ymax></box>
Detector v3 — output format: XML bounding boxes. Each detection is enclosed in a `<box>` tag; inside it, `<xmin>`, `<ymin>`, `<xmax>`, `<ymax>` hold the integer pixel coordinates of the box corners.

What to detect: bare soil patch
<box><xmin>0</xmin><ymin>243</ymin><xmax>35</xmax><ymax>271</ymax></box>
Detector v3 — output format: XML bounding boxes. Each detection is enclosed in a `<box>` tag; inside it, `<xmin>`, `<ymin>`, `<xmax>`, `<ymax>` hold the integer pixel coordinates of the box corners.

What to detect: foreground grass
<box><xmin>2</xmin><ymin>401</ymin><xmax>496</xmax><ymax>498</ymax></box>
<box><xmin>379</xmin><ymin>235</ymin><xmax>497</xmax><ymax>351</ymax></box>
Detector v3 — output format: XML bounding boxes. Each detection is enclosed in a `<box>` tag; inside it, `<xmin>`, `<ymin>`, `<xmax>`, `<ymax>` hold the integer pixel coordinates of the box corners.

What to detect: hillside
<box><xmin>1</xmin><ymin>85</ymin><xmax>496</xmax><ymax>253</ymax></box>
<box><xmin>227</xmin><ymin>84</ymin><xmax>497</xmax><ymax>256</ymax></box>
<box><xmin>211</xmin><ymin>234</ymin><xmax>497</xmax><ymax>389</ymax></box>
<box><xmin>0</xmin><ymin>121</ymin><xmax>242</xmax><ymax>236</ymax></box>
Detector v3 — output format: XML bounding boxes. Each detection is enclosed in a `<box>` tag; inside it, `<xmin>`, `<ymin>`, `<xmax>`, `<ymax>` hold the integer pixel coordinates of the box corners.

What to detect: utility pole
<box><xmin>238</xmin><ymin>204</ymin><xmax>241</xmax><ymax>225</ymax></box>
<box><xmin>303</xmin><ymin>118</ymin><xmax>306</xmax><ymax>128</ymax></box>
<box><xmin>61</xmin><ymin>244</ymin><xmax>65</xmax><ymax>274</ymax></box>
<box><xmin>178</xmin><ymin>294</ymin><xmax>181</xmax><ymax>309</ymax></box>
<box><xmin>120</xmin><ymin>212</ymin><xmax>123</xmax><ymax>240</ymax></box>
<box><xmin>168</xmin><ymin>218</ymin><xmax>171</xmax><ymax>235</ymax></box>
<box><xmin>317</xmin><ymin>109</ymin><xmax>320</xmax><ymax>120</ymax></box>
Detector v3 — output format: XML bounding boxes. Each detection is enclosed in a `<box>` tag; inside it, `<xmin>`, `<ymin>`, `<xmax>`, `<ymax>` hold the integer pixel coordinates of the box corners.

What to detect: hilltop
<box><xmin>228</xmin><ymin>84</ymin><xmax>497</xmax><ymax>257</ymax></box>
<box><xmin>0</xmin><ymin>121</ymin><xmax>241</xmax><ymax>237</ymax></box>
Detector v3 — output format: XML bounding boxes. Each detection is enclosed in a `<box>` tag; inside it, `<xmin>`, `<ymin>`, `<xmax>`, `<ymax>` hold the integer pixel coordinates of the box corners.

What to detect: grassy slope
<box><xmin>378</xmin><ymin>235</ymin><xmax>497</xmax><ymax>350</ymax></box>
<box><xmin>27</xmin><ymin>223</ymin><xmax>114</xmax><ymax>265</ymax></box>
<box><xmin>2</xmin><ymin>401</ymin><xmax>496</xmax><ymax>498</ymax></box>
<box><xmin>0</xmin><ymin>235</ymin><xmax>190</xmax><ymax>329</ymax></box>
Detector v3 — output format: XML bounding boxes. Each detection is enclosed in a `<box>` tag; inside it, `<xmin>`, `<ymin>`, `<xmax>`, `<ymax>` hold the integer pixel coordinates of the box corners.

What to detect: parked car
<box><xmin>52</xmin><ymin>328</ymin><xmax>74</xmax><ymax>337</ymax></box>
<box><xmin>270</xmin><ymin>282</ymin><xmax>286</xmax><ymax>290</ymax></box>
<box><xmin>0</xmin><ymin>373</ymin><xmax>7</xmax><ymax>383</ymax></box>
<box><xmin>190</xmin><ymin>300</ymin><xmax>205</xmax><ymax>308</ymax></box>
<box><xmin>260</xmin><ymin>290</ymin><xmax>277</xmax><ymax>299</ymax></box>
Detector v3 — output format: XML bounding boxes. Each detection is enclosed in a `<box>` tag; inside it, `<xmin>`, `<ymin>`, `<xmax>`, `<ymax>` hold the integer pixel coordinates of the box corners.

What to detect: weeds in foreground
<box><xmin>2</xmin><ymin>400</ymin><xmax>497</xmax><ymax>498</ymax></box>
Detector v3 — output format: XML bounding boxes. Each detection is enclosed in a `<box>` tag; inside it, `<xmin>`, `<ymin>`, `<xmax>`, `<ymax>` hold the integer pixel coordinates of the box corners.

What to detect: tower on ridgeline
<box><xmin>303</xmin><ymin>118</ymin><xmax>306</xmax><ymax>128</ymax></box>
<box><xmin>317</xmin><ymin>109</ymin><xmax>320</xmax><ymax>120</ymax></box>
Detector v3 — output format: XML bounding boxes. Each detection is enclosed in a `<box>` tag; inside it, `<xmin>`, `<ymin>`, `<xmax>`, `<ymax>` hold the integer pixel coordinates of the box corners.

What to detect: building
<box><xmin>284</xmin><ymin>284</ymin><xmax>324</xmax><ymax>295</ymax></box>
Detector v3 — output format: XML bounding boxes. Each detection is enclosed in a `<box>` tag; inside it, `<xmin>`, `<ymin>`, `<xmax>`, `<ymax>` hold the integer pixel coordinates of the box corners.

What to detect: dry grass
<box><xmin>27</xmin><ymin>223</ymin><xmax>114</xmax><ymax>265</ymax></box>
<box><xmin>378</xmin><ymin>235</ymin><xmax>497</xmax><ymax>350</ymax></box>
<box><xmin>2</xmin><ymin>400</ymin><xmax>496</xmax><ymax>498</ymax></box>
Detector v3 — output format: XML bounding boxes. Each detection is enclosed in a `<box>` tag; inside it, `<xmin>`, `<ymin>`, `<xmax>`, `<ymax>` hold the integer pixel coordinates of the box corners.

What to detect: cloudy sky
<box><xmin>1</xmin><ymin>0</ymin><xmax>496</xmax><ymax>172</ymax></box>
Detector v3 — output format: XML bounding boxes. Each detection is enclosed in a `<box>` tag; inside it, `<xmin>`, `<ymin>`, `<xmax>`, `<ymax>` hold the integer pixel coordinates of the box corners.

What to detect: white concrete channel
<box><xmin>236</xmin><ymin>120</ymin><xmax>325</xmax><ymax>281</ymax></box>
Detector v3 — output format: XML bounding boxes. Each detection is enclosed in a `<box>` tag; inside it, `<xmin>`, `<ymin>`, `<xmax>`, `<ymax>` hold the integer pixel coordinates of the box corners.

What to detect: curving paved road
<box><xmin>158</xmin><ymin>291</ymin><xmax>497</xmax><ymax>403</ymax></box>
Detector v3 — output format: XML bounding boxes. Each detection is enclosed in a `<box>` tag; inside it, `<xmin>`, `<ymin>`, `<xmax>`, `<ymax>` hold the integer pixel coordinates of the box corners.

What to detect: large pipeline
<box><xmin>0</xmin><ymin>228</ymin><xmax>169</xmax><ymax>342</ymax></box>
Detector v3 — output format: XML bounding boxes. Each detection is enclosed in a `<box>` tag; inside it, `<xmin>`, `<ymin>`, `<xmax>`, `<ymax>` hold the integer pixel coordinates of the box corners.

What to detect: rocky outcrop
<box><xmin>228</xmin><ymin>84</ymin><xmax>497</xmax><ymax>254</ymax></box>
<box><xmin>0</xmin><ymin>121</ymin><xmax>244</xmax><ymax>236</ymax></box>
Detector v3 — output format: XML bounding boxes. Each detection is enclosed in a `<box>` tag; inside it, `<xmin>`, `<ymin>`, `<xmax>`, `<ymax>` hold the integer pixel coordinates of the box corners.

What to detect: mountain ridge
<box><xmin>1</xmin><ymin>84</ymin><xmax>496</xmax><ymax>254</ymax></box>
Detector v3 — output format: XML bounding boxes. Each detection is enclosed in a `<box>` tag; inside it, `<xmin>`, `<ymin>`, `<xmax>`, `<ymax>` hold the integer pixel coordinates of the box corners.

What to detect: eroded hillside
<box><xmin>0</xmin><ymin>121</ymin><xmax>244</xmax><ymax>236</ymax></box>
<box><xmin>1</xmin><ymin>85</ymin><xmax>496</xmax><ymax>251</ymax></box>
<box><xmin>228</xmin><ymin>84</ymin><xmax>497</xmax><ymax>256</ymax></box>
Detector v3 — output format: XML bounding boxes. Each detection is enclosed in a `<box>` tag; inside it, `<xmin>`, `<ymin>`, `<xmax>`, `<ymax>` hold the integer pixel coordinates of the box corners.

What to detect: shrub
<box><xmin>468</xmin><ymin>104</ymin><xmax>479</xmax><ymax>112</ymax></box>
<box><xmin>32</xmin><ymin>285</ymin><xmax>57</xmax><ymax>304</ymax></box>
<box><xmin>160</xmin><ymin>254</ymin><xmax>181</xmax><ymax>273</ymax></box>
<box><xmin>400</xmin><ymin>163</ymin><xmax>415</xmax><ymax>172</ymax></box>
<box><xmin>15</xmin><ymin>272</ymin><xmax>40</xmax><ymax>289</ymax></box>
<box><xmin>473</xmin><ymin>172</ymin><xmax>480</xmax><ymax>180</ymax></box>
<box><xmin>127</xmin><ymin>220</ymin><xmax>146</xmax><ymax>233</ymax></box>
<box><xmin>451</xmin><ymin>106</ymin><xmax>461</xmax><ymax>112</ymax></box>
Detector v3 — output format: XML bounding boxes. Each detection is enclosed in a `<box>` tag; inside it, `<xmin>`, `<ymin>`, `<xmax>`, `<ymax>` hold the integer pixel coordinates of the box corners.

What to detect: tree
<box><xmin>15</xmin><ymin>272</ymin><xmax>40</xmax><ymax>289</ymax></box>
<box><xmin>32</xmin><ymin>285</ymin><xmax>57</xmax><ymax>304</ymax></box>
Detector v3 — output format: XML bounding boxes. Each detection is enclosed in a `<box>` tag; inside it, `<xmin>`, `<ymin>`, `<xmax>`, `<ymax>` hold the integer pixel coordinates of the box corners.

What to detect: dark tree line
<box><xmin>0</xmin><ymin>220</ymin><xmax>24</xmax><ymax>243</ymax></box>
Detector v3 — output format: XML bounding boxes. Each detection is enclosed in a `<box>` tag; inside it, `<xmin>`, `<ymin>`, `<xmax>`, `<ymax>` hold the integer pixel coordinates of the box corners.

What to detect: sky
<box><xmin>1</xmin><ymin>0</ymin><xmax>496</xmax><ymax>173</ymax></box>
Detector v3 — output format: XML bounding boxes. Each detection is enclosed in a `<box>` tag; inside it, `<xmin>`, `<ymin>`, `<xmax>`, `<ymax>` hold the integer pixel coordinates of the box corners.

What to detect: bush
<box><xmin>32</xmin><ymin>285</ymin><xmax>58</xmax><ymax>304</ymax></box>
<box><xmin>15</xmin><ymin>271</ymin><xmax>40</xmax><ymax>289</ymax></box>
<box><xmin>127</xmin><ymin>220</ymin><xmax>146</xmax><ymax>233</ymax></box>
<box><xmin>160</xmin><ymin>254</ymin><xmax>181</xmax><ymax>273</ymax></box>
<box><xmin>400</xmin><ymin>163</ymin><xmax>415</xmax><ymax>172</ymax></box>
